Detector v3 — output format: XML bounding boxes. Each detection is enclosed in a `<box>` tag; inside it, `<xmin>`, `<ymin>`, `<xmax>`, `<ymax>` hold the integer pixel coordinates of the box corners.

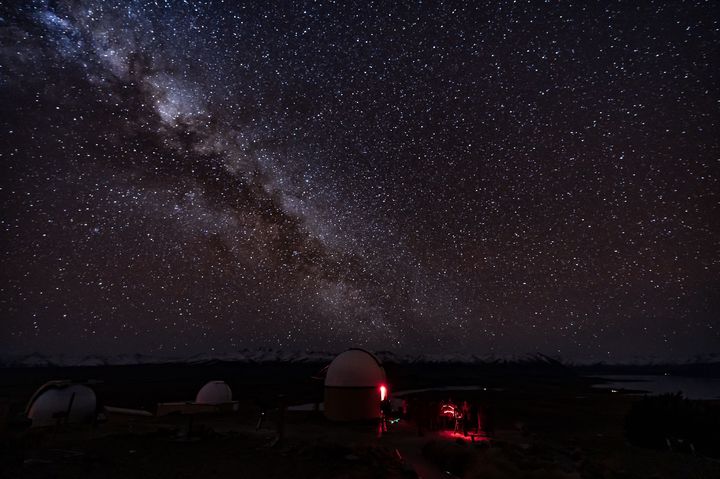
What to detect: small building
<box><xmin>155</xmin><ymin>380</ymin><xmax>238</xmax><ymax>416</ymax></box>
<box><xmin>324</xmin><ymin>348</ymin><xmax>386</xmax><ymax>421</ymax></box>
<box><xmin>26</xmin><ymin>380</ymin><xmax>97</xmax><ymax>428</ymax></box>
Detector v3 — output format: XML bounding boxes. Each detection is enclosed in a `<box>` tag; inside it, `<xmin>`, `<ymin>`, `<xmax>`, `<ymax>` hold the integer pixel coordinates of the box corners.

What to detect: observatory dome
<box><xmin>195</xmin><ymin>380</ymin><xmax>232</xmax><ymax>404</ymax></box>
<box><xmin>26</xmin><ymin>381</ymin><xmax>97</xmax><ymax>427</ymax></box>
<box><xmin>325</xmin><ymin>349</ymin><xmax>385</xmax><ymax>388</ymax></box>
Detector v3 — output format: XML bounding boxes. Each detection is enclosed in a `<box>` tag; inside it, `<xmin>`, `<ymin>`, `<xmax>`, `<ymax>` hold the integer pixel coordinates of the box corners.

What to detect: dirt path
<box><xmin>379</xmin><ymin>421</ymin><xmax>458</xmax><ymax>479</ymax></box>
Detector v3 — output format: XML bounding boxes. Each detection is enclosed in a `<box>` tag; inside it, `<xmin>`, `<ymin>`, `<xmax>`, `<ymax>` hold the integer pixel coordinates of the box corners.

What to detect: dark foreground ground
<box><xmin>1</xmin><ymin>361</ymin><xmax>719</xmax><ymax>478</ymax></box>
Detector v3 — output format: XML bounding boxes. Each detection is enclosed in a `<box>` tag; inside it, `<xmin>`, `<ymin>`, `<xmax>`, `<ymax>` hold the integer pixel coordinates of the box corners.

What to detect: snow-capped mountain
<box><xmin>0</xmin><ymin>350</ymin><xmax>717</xmax><ymax>368</ymax></box>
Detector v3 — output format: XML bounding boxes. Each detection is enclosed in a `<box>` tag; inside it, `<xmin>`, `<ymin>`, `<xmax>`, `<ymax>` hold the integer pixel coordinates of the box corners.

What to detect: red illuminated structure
<box><xmin>440</xmin><ymin>402</ymin><xmax>458</xmax><ymax>418</ymax></box>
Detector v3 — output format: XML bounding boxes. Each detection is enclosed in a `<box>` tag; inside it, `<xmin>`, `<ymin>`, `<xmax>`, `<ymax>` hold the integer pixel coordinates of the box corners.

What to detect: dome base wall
<box><xmin>324</xmin><ymin>386</ymin><xmax>381</xmax><ymax>421</ymax></box>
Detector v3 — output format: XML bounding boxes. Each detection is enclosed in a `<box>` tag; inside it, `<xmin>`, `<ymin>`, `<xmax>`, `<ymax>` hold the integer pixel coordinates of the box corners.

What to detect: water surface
<box><xmin>593</xmin><ymin>375</ymin><xmax>720</xmax><ymax>400</ymax></box>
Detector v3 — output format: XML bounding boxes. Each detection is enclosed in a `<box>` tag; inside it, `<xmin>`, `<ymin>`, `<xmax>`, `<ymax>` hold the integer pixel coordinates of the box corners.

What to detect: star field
<box><xmin>1</xmin><ymin>1</ymin><xmax>718</xmax><ymax>361</ymax></box>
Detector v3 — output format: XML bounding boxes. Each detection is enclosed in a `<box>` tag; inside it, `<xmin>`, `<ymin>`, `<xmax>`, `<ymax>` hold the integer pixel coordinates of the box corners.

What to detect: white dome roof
<box><xmin>27</xmin><ymin>382</ymin><xmax>96</xmax><ymax>427</ymax></box>
<box><xmin>325</xmin><ymin>349</ymin><xmax>385</xmax><ymax>388</ymax></box>
<box><xmin>195</xmin><ymin>381</ymin><xmax>232</xmax><ymax>404</ymax></box>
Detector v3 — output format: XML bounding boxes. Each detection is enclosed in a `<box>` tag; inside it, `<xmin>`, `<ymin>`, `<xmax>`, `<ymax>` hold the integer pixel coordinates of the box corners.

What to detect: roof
<box><xmin>325</xmin><ymin>348</ymin><xmax>386</xmax><ymax>388</ymax></box>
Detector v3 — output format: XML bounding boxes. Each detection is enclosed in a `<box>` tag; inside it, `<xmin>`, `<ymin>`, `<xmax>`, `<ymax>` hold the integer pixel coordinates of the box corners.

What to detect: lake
<box><xmin>593</xmin><ymin>374</ymin><xmax>720</xmax><ymax>400</ymax></box>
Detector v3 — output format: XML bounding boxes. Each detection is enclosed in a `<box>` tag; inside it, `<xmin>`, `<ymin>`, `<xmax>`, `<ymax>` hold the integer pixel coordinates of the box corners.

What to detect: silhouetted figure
<box><xmin>407</xmin><ymin>397</ymin><xmax>423</xmax><ymax>436</ymax></box>
<box><xmin>454</xmin><ymin>409</ymin><xmax>462</xmax><ymax>434</ymax></box>
<box><xmin>484</xmin><ymin>403</ymin><xmax>495</xmax><ymax>436</ymax></box>
<box><xmin>470</xmin><ymin>402</ymin><xmax>479</xmax><ymax>433</ymax></box>
<box><xmin>416</xmin><ymin>400</ymin><xmax>424</xmax><ymax>436</ymax></box>
<box><xmin>380</xmin><ymin>398</ymin><xmax>392</xmax><ymax>432</ymax></box>
<box><xmin>462</xmin><ymin>400</ymin><xmax>470</xmax><ymax>436</ymax></box>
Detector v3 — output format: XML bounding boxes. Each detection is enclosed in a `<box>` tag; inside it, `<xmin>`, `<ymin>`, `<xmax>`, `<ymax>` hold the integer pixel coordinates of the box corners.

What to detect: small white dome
<box><xmin>325</xmin><ymin>349</ymin><xmax>386</xmax><ymax>388</ymax></box>
<box><xmin>27</xmin><ymin>381</ymin><xmax>96</xmax><ymax>427</ymax></box>
<box><xmin>195</xmin><ymin>381</ymin><xmax>232</xmax><ymax>404</ymax></box>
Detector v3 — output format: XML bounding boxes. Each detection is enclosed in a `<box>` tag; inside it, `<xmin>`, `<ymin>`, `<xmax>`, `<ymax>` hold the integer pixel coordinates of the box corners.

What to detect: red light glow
<box><xmin>438</xmin><ymin>430</ymin><xmax>490</xmax><ymax>442</ymax></box>
<box><xmin>379</xmin><ymin>385</ymin><xmax>387</xmax><ymax>401</ymax></box>
<box><xmin>440</xmin><ymin>404</ymin><xmax>457</xmax><ymax>417</ymax></box>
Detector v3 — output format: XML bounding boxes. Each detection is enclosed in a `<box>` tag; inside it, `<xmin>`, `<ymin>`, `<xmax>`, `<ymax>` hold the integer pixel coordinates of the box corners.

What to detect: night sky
<box><xmin>1</xmin><ymin>1</ymin><xmax>718</xmax><ymax>361</ymax></box>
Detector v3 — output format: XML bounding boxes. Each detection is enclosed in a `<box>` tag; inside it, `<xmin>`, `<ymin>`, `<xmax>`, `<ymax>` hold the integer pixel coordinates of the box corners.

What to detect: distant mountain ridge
<box><xmin>1</xmin><ymin>350</ymin><xmax>718</xmax><ymax>368</ymax></box>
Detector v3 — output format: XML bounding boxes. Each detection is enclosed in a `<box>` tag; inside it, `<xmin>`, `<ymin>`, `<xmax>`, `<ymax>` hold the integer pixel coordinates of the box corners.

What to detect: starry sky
<box><xmin>1</xmin><ymin>1</ymin><xmax>718</xmax><ymax>361</ymax></box>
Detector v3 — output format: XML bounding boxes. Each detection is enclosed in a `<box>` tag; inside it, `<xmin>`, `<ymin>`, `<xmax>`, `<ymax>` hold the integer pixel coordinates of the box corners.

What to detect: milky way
<box><xmin>1</xmin><ymin>1</ymin><xmax>718</xmax><ymax>361</ymax></box>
